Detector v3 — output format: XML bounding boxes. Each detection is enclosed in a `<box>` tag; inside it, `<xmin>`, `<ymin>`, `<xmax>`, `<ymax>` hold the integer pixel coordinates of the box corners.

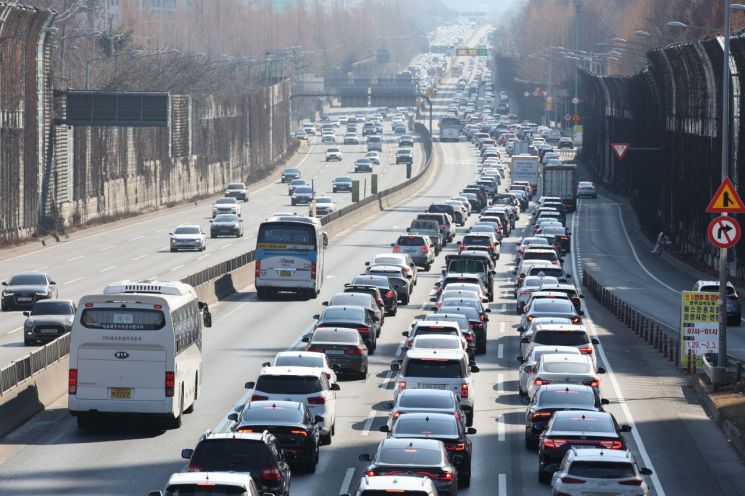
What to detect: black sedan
<box><xmin>349</xmin><ymin>275</ymin><xmax>398</xmax><ymax>316</ymax></box>
<box><xmin>524</xmin><ymin>384</ymin><xmax>608</xmax><ymax>450</ymax></box>
<box><xmin>304</xmin><ymin>327</ymin><xmax>368</xmax><ymax>379</ymax></box>
<box><xmin>380</xmin><ymin>412</ymin><xmax>476</xmax><ymax>487</ymax></box>
<box><xmin>281</xmin><ymin>168</ymin><xmax>301</xmax><ymax>183</ymax></box>
<box><xmin>313</xmin><ymin>305</ymin><xmax>377</xmax><ymax>353</ymax></box>
<box><xmin>538</xmin><ymin>410</ymin><xmax>631</xmax><ymax>483</ymax></box>
<box><xmin>209</xmin><ymin>214</ymin><xmax>243</xmax><ymax>238</ymax></box>
<box><xmin>23</xmin><ymin>299</ymin><xmax>76</xmax><ymax>345</ymax></box>
<box><xmin>332</xmin><ymin>176</ymin><xmax>353</xmax><ymax>193</ymax></box>
<box><xmin>1</xmin><ymin>272</ymin><xmax>57</xmax><ymax>311</ymax></box>
<box><xmin>230</xmin><ymin>400</ymin><xmax>321</xmax><ymax>473</ymax></box>
<box><xmin>396</xmin><ymin>148</ymin><xmax>413</xmax><ymax>164</ymax></box>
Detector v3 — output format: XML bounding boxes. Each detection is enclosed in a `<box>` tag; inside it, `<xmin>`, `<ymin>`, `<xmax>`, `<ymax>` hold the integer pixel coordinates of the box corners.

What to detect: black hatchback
<box><xmin>350</xmin><ymin>275</ymin><xmax>398</xmax><ymax>316</ymax></box>
<box><xmin>229</xmin><ymin>400</ymin><xmax>321</xmax><ymax>473</ymax></box>
<box><xmin>380</xmin><ymin>412</ymin><xmax>477</xmax><ymax>488</ymax></box>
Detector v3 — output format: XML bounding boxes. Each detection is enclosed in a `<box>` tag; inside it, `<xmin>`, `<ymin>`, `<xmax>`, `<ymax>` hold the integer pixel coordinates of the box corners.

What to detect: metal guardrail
<box><xmin>0</xmin><ymin>124</ymin><xmax>435</xmax><ymax>397</ymax></box>
<box><xmin>582</xmin><ymin>271</ymin><xmax>681</xmax><ymax>367</ymax></box>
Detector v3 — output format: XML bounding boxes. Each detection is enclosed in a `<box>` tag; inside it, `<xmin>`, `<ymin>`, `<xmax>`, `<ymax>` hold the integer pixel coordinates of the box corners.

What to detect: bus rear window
<box><xmin>80</xmin><ymin>308</ymin><xmax>165</xmax><ymax>331</ymax></box>
<box><xmin>258</xmin><ymin>223</ymin><xmax>315</xmax><ymax>246</ymax></box>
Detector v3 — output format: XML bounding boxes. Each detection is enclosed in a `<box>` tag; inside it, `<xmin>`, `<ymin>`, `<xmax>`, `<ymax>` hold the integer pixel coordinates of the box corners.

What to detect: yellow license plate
<box><xmin>279</xmin><ymin>270</ymin><xmax>292</xmax><ymax>277</ymax></box>
<box><xmin>110</xmin><ymin>388</ymin><xmax>132</xmax><ymax>399</ymax></box>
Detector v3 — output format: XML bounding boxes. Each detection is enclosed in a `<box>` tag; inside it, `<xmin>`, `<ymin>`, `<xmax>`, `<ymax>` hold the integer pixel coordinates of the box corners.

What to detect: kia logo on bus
<box><xmin>114</xmin><ymin>351</ymin><xmax>130</xmax><ymax>359</ymax></box>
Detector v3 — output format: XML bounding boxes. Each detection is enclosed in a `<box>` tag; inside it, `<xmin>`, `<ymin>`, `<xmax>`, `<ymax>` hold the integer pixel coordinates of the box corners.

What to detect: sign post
<box><xmin>680</xmin><ymin>291</ymin><xmax>720</xmax><ymax>370</ymax></box>
<box><xmin>705</xmin><ymin>176</ymin><xmax>745</xmax><ymax>370</ymax></box>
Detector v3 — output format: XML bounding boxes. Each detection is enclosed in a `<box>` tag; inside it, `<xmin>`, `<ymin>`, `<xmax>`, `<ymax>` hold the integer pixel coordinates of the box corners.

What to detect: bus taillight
<box><xmin>311</xmin><ymin>263</ymin><xmax>317</xmax><ymax>280</ymax></box>
<box><xmin>165</xmin><ymin>371</ymin><xmax>175</xmax><ymax>397</ymax></box>
<box><xmin>68</xmin><ymin>369</ymin><xmax>78</xmax><ymax>395</ymax></box>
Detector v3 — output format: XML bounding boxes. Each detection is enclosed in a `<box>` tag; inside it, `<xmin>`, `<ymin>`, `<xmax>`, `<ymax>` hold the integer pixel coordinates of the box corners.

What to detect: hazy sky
<box><xmin>442</xmin><ymin>0</ymin><xmax>523</xmax><ymax>15</ymax></box>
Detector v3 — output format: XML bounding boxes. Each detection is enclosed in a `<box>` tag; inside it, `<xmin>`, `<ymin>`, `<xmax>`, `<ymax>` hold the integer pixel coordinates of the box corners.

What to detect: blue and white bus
<box><xmin>255</xmin><ymin>214</ymin><xmax>327</xmax><ymax>299</ymax></box>
<box><xmin>438</xmin><ymin>117</ymin><xmax>462</xmax><ymax>142</ymax></box>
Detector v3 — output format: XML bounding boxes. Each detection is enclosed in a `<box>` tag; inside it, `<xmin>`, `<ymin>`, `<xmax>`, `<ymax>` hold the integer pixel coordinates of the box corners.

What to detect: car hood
<box><xmin>4</xmin><ymin>285</ymin><xmax>48</xmax><ymax>293</ymax></box>
<box><xmin>172</xmin><ymin>234</ymin><xmax>202</xmax><ymax>240</ymax></box>
<box><xmin>212</xmin><ymin>222</ymin><xmax>239</xmax><ymax>227</ymax></box>
<box><xmin>213</xmin><ymin>204</ymin><xmax>236</xmax><ymax>209</ymax></box>
<box><xmin>26</xmin><ymin>315</ymin><xmax>71</xmax><ymax>325</ymax></box>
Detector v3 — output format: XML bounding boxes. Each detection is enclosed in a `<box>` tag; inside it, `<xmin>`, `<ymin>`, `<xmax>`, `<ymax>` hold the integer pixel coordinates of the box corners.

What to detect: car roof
<box><xmin>540</xmin><ymin>353</ymin><xmax>592</xmax><ymax>365</ymax></box>
<box><xmin>274</xmin><ymin>351</ymin><xmax>327</xmax><ymax>361</ymax></box>
<box><xmin>166</xmin><ymin>472</ymin><xmax>255</xmax><ymax>488</ymax></box>
<box><xmin>534</xmin><ymin>324</ymin><xmax>586</xmax><ymax>332</ymax></box>
<box><xmin>258</xmin><ymin>366</ymin><xmax>324</xmax><ymax>378</ymax></box>
<box><xmin>413</xmin><ymin>320</ymin><xmax>460</xmax><ymax>329</ymax></box>
<box><xmin>566</xmin><ymin>448</ymin><xmax>634</xmax><ymax>463</ymax></box>
<box><xmin>11</xmin><ymin>271</ymin><xmax>48</xmax><ymax>277</ymax></box>
<box><xmin>357</xmin><ymin>475</ymin><xmax>436</xmax><ymax>491</ymax></box>
<box><xmin>380</xmin><ymin>437</ymin><xmax>444</xmax><ymax>450</ymax></box>
<box><xmin>244</xmin><ymin>400</ymin><xmax>304</xmax><ymax>411</ymax></box>
<box><xmin>405</xmin><ymin>348</ymin><xmax>466</xmax><ymax>360</ymax></box>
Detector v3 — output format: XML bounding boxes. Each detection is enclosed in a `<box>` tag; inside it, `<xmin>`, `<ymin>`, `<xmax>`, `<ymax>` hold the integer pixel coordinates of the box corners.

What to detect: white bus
<box><xmin>255</xmin><ymin>213</ymin><xmax>328</xmax><ymax>300</ymax></box>
<box><xmin>68</xmin><ymin>280</ymin><xmax>212</xmax><ymax>429</ymax></box>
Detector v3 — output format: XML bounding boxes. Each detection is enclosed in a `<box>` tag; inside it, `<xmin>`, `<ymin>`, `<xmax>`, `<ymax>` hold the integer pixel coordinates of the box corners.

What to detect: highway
<box><xmin>0</xmin><ymin>120</ymin><xmax>423</xmax><ymax>365</ymax></box>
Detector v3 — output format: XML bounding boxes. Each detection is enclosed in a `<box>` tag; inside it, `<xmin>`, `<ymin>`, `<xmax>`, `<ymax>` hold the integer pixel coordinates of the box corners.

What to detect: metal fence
<box><xmin>579</xmin><ymin>33</ymin><xmax>745</xmax><ymax>276</ymax></box>
<box><xmin>0</xmin><ymin>334</ymin><xmax>70</xmax><ymax>396</ymax></box>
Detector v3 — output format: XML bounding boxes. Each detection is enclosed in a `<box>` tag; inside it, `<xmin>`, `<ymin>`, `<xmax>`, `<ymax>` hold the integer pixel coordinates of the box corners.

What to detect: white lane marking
<box><xmin>63</xmin><ymin>277</ymin><xmax>83</xmax><ymax>285</ymax></box>
<box><xmin>33</xmin><ymin>266</ymin><xmax>47</xmax><ymax>271</ymax></box>
<box><xmin>497</xmin><ymin>343</ymin><xmax>504</xmax><ymax>359</ymax></box>
<box><xmin>131</xmin><ymin>254</ymin><xmax>148</xmax><ymax>261</ymax></box>
<box><xmin>7</xmin><ymin>327</ymin><xmax>22</xmax><ymax>335</ymax></box>
<box><xmin>214</xmin><ymin>389</ymin><xmax>253</xmax><ymax>433</ymax></box>
<box><xmin>572</xmin><ymin>200</ymin><xmax>666</xmax><ymax>496</ymax></box>
<box><xmin>496</xmin><ymin>373</ymin><xmax>504</xmax><ymax>395</ymax></box>
<box><xmin>171</xmin><ymin>264</ymin><xmax>185</xmax><ymax>272</ymax></box>
<box><xmin>220</xmin><ymin>243</ymin><xmax>233</xmax><ymax>251</ymax></box>
<box><xmin>99</xmin><ymin>265</ymin><xmax>117</xmax><ymax>272</ymax></box>
<box><xmin>499</xmin><ymin>322</ymin><xmax>506</xmax><ymax>334</ymax></box>
<box><xmin>361</xmin><ymin>409</ymin><xmax>377</xmax><ymax>437</ymax></box>
<box><xmin>497</xmin><ymin>414</ymin><xmax>505</xmax><ymax>441</ymax></box>
<box><xmin>129</xmin><ymin>235</ymin><xmax>144</xmax><ymax>242</ymax></box>
<box><xmin>325</xmin><ymin>275</ymin><xmax>335</xmax><ymax>279</ymax></box>
<box><xmin>100</xmin><ymin>245</ymin><xmax>115</xmax><ymax>251</ymax></box>
<box><xmin>339</xmin><ymin>468</ymin><xmax>356</xmax><ymax>496</ymax></box>
<box><xmin>501</xmin><ymin>303</ymin><xmax>507</xmax><ymax>313</ymax></box>
<box><xmin>154</xmin><ymin>228</ymin><xmax>168</xmax><ymax>233</ymax></box>
<box><xmin>601</xmin><ymin>195</ymin><xmax>680</xmax><ymax>295</ymax></box>
<box><xmin>65</xmin><ymin>256</ymin><xmax>83</xmax><ymax>262</ymax></box>
<box><xmin>498</xmin><ymin>473</ymin><xmax>507</xmax><ymax>495</ymax></box>
<box><xmin>198</xmin><ymin>253</ymin><xmax>211</xmax><ymax>260</ymax></box>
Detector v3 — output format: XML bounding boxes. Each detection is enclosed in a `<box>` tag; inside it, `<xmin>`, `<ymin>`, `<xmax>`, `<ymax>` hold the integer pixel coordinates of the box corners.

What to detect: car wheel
<box><xmin>538</xmin><ymin>460</ymin><xmax>552</xmax><ymax>484</ymax></box>
<box><xmin>401</xmin><ymin>294</ymin><xmax>410</xmax><ymax>305</ymax></box>
<box><xmin>256</xmin><ymin>288</ymin><xmax>269</xmax><ymax>300</ymax></box>
<box><xmin>466</xmin><ymin>411</ymin><xmax>474</xmax><ymax>427</ymax></box>
<box><xmin>291</xmin><ymin>200</ymin><xmax>296</xmax><ymax>206</ymax></box>
<box><xmin>423</xmin><ymin>263</ymin><xmax>431</xmax><ymax>271</ymax></box>
<box><xmin>23</xmin><ymin>336</ymin><xmax>31</xmax><ymax>346</ymax></box>
<box><xmin>210</xmin><ymin>233</ymin><xmax>216</xmax><ymax>239</ymax></box>
<box><xmin>459</xmin><ymin>467</ymin><xmax>471</xmax><ymax>488</ymax></box>
<box><xmin>168</xmin><ymin>390</ymin><xmax>184</xmax><ymax>429</ymax></box>
<box><xmin>320</xmin><ymin>431</ymin><xmax>332</xmax><ymax>446</ymax></box>
<box><xmin>170</xmin><ymin>248</ymin><xmax>177</xmax><ymax>253</ymax></box>
<box><xmin>525</xmin><ymin>433</ymin><xmax>538</xmax><ymax>450</ymax></box>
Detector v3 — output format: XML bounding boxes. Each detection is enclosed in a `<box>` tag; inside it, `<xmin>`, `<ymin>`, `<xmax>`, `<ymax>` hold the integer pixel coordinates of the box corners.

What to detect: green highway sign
<box><xmin>455</xmin><ymin>47</ymin><xmax>489</xmax><ymax>57</ymax></box>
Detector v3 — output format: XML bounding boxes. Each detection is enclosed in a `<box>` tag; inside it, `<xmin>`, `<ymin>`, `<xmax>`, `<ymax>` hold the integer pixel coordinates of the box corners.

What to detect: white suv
<box><xmin>391</xmin><ymin>348</ymin><xmax>479</xmax><ymax>425</ymax></box>
<box><xmin>342</xmin><ymin>475</ymin><xmax>437</xmax><ymax>496</ymax></box>
<box><xmin>325</xmin><ymin>147</ymin><xmax>343</xmax><ymax>161</ymax></box>
<box><xmin>149</xmin><ymin>472</ymin><xmax>260</xmax><ymax>496</ymax></box>
<box><xmin>245</xmin><ymin>366</ymin><xmax>340</xmax><ymax>445</ymax></box>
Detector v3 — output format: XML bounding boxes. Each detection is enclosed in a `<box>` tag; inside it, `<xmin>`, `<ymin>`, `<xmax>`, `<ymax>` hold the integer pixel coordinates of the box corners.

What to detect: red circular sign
<box><xmin>708</xmin><ymin>215</ymin><xmax>741</xmax><ymax>248</ymax></box>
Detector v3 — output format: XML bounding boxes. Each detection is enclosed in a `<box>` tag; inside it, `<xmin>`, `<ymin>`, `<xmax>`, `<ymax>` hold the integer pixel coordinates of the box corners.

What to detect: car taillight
<box><xmin>398</xmin><ymin>381</ymin><xmax>406</xmax><ymax>391</ymax></box>
<box><xmin>356</xmin><ymin>326</ymin><xmax>370</xmax><ymax>335</ymax></box>
<box><xmin>519</xmin><ymin>290</ymin><xmax>532</xmax><ymax>296</ymax></box>
<box><xmin>561</xmin><ymin>236</ymin><xmax>569</xmax><ymax>241</ymax></box>
<box><xmin>543</xmin><ymin>438</ymin><xmax>566</xmax><ymax>449</ymax></box>
<box><xmin>464</xmin><ymin>333</ymin><xmax>473</xmax><ymax>341</ymax></box>
<box><xmin>251</xmin><ymin>394</ymin><xmax>269</xmax><ymax>401</ymax></box>
<box><xmin>392</xmin><ymin>245</ymin><xmax>401</xmax><ymax>252</ymax></box>
<box><xmin>236</xmin><ymin>427</ymin><xmax>254</xmax><ymax>432</ymax></box>
<box><xmin>366</xmin><ymin>470</ymin><xmax>376</xmax><ymax>477</ymax></box>
<box><xmin>560</xmin><ymin>476</ymin><xmax>586</xmax><ymax>484</ymax></box>
<box><xmin>262</xmin><ymin>467</ymin><xmax>282</xmax><ymax>481</ymax></box>
<box><xmin>619</xmin><ymin>479</ymin><xmax>644</xmax><ymax>486</ymax></box>
<box><xmin>459</xmin><ymin>245</ymin><xmax>466</xmax><ymax>252</ymax></box>
<box><xmin>311</xmin><ymin>262</ymin><xmax>317</xmax><ymax>280</ymax></box>
<box><xmin>376</xmin><ymin>297</ymin><xmax>384</xmax><ymax>306</ymax></box>
<box><xmin>347</xmin><ymin>346</ymin><xmax>365</xmax><ymax>355</ymax></box>
<box><xmin>584</xmin><ymin>379</ymin><xmax>600</xmax><ymax>388</ymax></box>
<box><xmin>429</xmin><ymin>470</ymin><xmax>454</xmax><ymax>481</ymax></box>
<box><xmin>407</xmin><ymin>339</ymin><xmax>413</xmax><ymax>348</ymax></box>
<box><xmin>571</xmin><ymin>316</ymin><xmax>581</xmax><ymax>324</ymax></box>
<box><xmin>534</xmin><ymin>377</ymin><xmax>551</xmax><ymax>386</ymax></box>
<box><xmin>479</xmin><ymin>313</ymin><xmax>485</xmax><ymax>321</ymax></box>
<box><xmin>68</xmin><ymin>369</ymin><xmax>78</xmax><ymax>395</ymax></box>
<box><xmin>306</xmin><ymin>346</ymin><xmax>323</xmax><ymax>353</ymax></box>
<box><xmin>552</xmin><ymin>261</ymin><xmax>561</xmax><ymax>266</ymax></box>
<box><xmin>165</xmin><ymin>371</ymin><xmax>175</xmax><ymax>397</ymax></box>
<box><xmin>526</xmin><ymin>315</ymin><xmax>534</xmax><ymax>321</ymax></box>
<box><xmin>487</xmin><ymin>244</ymin><xmax>494</xmax><ymax>250</ymax></box>
<box><xmin>255</xmin><ymin>260</ymin><xmax>261</xmax><ymax>278</ymax></box>
<box><xmin>308</xmin><ymin>396</ymin><xmax>326</xmax><ymax>405</ymax></box>
<box><xmin>421</xmin><ymin>245</ymin><xmax>429</xmax><ymax>253</ymax></box>
<box><xmin>445</xmin><ymin>442</ymin><xmax>466</xmax><ymax>451</ymax></box>
<box><xmin>386</xmin><ymin>290</ymin><xmax>394</xmax><ymax>298</ymax></box>
<box><xmin>290</xmin><ymin>429</ymin><xmax>309</xmax><ymax>437</ymax></box>
<box><xmin>531</xmin><ymin>411</ymin><xmax>552</xmax><ymax>420</ymax></box>
<box><xmin>578</xmin><ymin>346</ymin><xmax>592</xmax><ymax>354</ymax></box>
<box><xmin>599</xmin><ymin>440</ymin><xmax>625</xmax><ymax>449</ymax></box>
<box><xmin>461</xmin><ymin>383</ymin><xmax>469</xmax><ymax>398</ymax></box>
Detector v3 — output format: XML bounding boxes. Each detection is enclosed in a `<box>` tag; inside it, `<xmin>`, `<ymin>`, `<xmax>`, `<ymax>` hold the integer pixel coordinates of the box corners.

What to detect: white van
<box><xmin>68</xmin><ymin>280</ymin><xmax>211</xmax><ymax>428</ymax></box>
<box><xmin>367</xmin><ymin>135</ymin><xmax>383</xmax><ymax>152</ymax></box>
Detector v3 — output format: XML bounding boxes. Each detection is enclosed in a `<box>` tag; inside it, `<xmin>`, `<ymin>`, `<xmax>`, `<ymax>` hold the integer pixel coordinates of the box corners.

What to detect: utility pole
<box><xmin>574</xmin><ymin>0</ymin><xmax>580</xmax><ymax>114</ymax></box>
<box><xmin>719</xmin><ymin>0</ymin><xmax>732</xmax><ymax>368</ymax></box>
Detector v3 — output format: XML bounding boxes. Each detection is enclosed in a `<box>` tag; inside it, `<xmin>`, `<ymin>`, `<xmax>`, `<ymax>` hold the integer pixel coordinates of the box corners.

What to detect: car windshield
<box><xmin>274</xmin><ymin>354</ymin><xmax>324</xmax><ymax>368</ymax></box>
<box><xmin>537</xmin><ymin>389</ymin><xmax>597</xmax><ymax>407</ymax></box>
<box><xmin>174</xmin><ymin>226</ymin><xmax>201</xmax><ymax>235</ymax></box>
<box><xmin>551</xmin><ymin>415</ymin><xmax>615</xmax><ymax>433</ymax></box>
<box><xmin>543</xmin><ymin>360</ymin><xmax>591</xmax><ymax>374</ymax></box>
<box><xmin>378</xmin><ymin>446</ymin><xmax>442</xmax><ymax>465</ymax></box>
<box><xmin>316</xmin><ymin>198</ymin><xmax>332</xmax><ymax>204</ymax></box>
<box><xmin>404</xmin><ymin>359</ymin><xmax>463</xmax><ymax>378</ymax></box>
<box><xmin>311</xmin><ymin>329</ymin><xmax>358</xmax><ymax>344</ymax></box>
<box><xmin>30</xmin><ymin>301</ymin><xmax>73</xmax><ymax>316</ymax></box>
<box><xmin>214</xmin><ymin>215</ymin><xmax>238</xmax><ymax>223</ymax></box>
<box><xmin>216</xmin><ymin>198</ymin><xmax>237</xmax><ymax>204</ymax></box>
<box><xmin>295</xmin><ymin>186</ymin><xmax>313</xmax><ymax>194</ymax></box>
<box><xmin>568</xmin><ymin>461</ymin><xmax>636</xmax><ymax>479</ymax></box>
<box><xmin>188</xmin><ymin>439</ymin><xmax>268</xmax><ymax>473</ymax></box>
<box><xmin>532</xmin><ymin>299</ymin><xmax>576</xmax><ymax>313</ymax></box>
<box><xmin>241</xmin><ymin>404</ymin><xmax>304</xmax><ymax>424</ymax></box>
<box><xmin>227</xmin><ymin>183</ymin><xmax>244</xmax><ymax>190</ymax></box>
<box><xmin>534</xmin><ymin>330</ymin><xmax>589</xmax><ymax>346</ymax></box>
<box><xmin>290</xmin><ymin>179</ymin><xmax>306</xmax><ymax>186</ymax></box>
<box><xmin>284</xmin><ymin>169</ymin><xmax>299</xmax><ymax>174</ymax></box>
<box><xmin>9</xmin><ymin>274</ymin><xmax>46</xmax><ymax>285</ymax></box>
<box><xmin>255</xmin><ymin>375</ymin><xmax>322</xmax><ymax>394</ymax></box>
<box><xmin>394</xmin><ymin>417</ymin><xmax>458</xmax><ymax>437</ymax></box>
<box><xmin>701</xmin><ymin>285</ymin><xmax>736</xmax><ymax>295</ymax></box>
<box><xmin>335</xmin><ymin>177</ymin><xmax>351</xmax><ymax>182</ymax></box>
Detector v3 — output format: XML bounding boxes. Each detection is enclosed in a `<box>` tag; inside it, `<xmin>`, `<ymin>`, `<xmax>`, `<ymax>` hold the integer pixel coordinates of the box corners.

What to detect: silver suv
<box><xmin>392</xmin><ymin>234</ymin><xmax>435</xmax><ymax>270</ymax></box>
<box><xmin>391</xmin><ymin>348</ymin><xmax>479</xmax><ymax>426</ymax></box>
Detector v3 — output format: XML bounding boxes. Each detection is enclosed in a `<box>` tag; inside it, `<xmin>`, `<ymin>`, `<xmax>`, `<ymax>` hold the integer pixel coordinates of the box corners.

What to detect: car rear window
<box><xmin>537</xmin><ymin>389</ymin><xmax>598</xmax><ymax>406</ymax></box>
<box><xmin>444</xmin><ymin>277</ymin><xmax>480</xmax><ymax>287</ymax></box>
<box><xmin>359</xmin><ymin>491</ymin><xmax>429</xmax><ymax>496</ymax></box>
<box><xmin>311</xmin><ymin>329</ymin><xmax>357</xmax><ymax>344</ymax></box>
<box><xmin>534</xmin><ymin>330</ymin><xmax>589</xmax><ymax>346</ymax></box>
<box><xmin>400</xmin><ymin>393</ymin><xmax>455</xmax><ymax>409</ymax></box>
<box><xmin>255</xmin><ymin>375</ymin><xmax>322</xmax><ymax>394</ymax></box>
<box><xmin>568</xmin><ymin>461</ymin><xmax>636</xmax><ymax>479</ymax></box>
<box><xmin>188</xmin><ymin>439</ymin><xmax>269</xmax><ymax>472</ymax></box>
<box><xmin>700</xmin><ymin>285</ymin><xmax>736</xmax><ymax>295</ymax></box>
<box><xmin>439</xmin><ymin>307</ymin><xmax>479</xmax><ymax>321</ymax></box>
<box><xmin>330</xmin><ymin>294</ymin><xmax>371</xmax><ymax>307</ymax></box>
<box><xmin>551</xmin><ymin>415</ymin><xmax>615</xmax><ymax>433</ymax></box>
<box><xmin>529</xmin><ymin>267</ymin><xmax>564</xmax><ymax>278</ymax></box>
<box><xmin>524</xmin><ymin>251</ymin><xmax>558</xmax><ymax>262</ymax></box>
<box><xmin>413</xmin><ymin>336</ymin><xmax>461</xmax><ymax>349</ymax></box>
<box><xmin>404</xmin><ymin>359</ymin><xmax>463</xmax><ymax>378</ymax></box>
<box><xmin>543</xmin><ymin>361</ymin><xmax>591</xmax><ymax>374</ymax></box>
<box><xmin>463</xmin><ymin>235</ymin><xmax>491</xmax><ymax>245</ymax></box>
<box><xmin>322</xmin><ymin>307</ymin><xmax>364</xmax><ymax>320</ymax></box>
<box><xmin>532</xmin><ymin>299</ymin><xmax>576</xmax><ymax>313</ymax></box>
<box><xmin>414</xmin><ymin>325</ymin><xmax>459</xmax><ymax>337</ymax></box>
<box><xmin>394</xmin><ymin>417</ymin><xmax>458</xmax><ymax>437</ymax></box>
<box><xmin>397</xmin><ymin>236</ymin><xmax>426</xmax><ymax>246</ymax></box>
<box><xmin>241</xmin><ymin>404</ymin><xmax>304</xmax><ymax>424</ymax></box>
<box><xmin>80</xmin><ymin>308</ymin><xmax>165</xmax><ymax>331</ymax></box>
<box><xmin>274</xmin><ymin>354</ymin><xmax>324</xmax><ymax>368</ymax></box>
<box><xmin>165</xmin><ymin>485</ymin><xmax>248</xmax><ymax>496</ymax></box>
<box><xmin>379</xmin><ymin>446</ymin><xmax>442</xmax><ymax>465</ymax></box>
<box><xmin>447</xmin><ymin>260</ymin><xmax>487</xmax><ymax>273</ymax></box>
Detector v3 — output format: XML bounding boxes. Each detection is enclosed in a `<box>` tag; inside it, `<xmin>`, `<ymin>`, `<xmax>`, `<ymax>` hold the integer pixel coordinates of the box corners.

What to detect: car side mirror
<box><xmin>470</xmin><ymin>364</ymin><xmax>480</xmax><ymax>373</ymax></box>
<box><xmin>181</xmin><ymin>448</ymin><xmax>194</xmax><ymax>459</ymax></box>
<box><xmin>524</xmin><ymin>365</ymin><xmax>534</xmax><ymax>374</ymax></box>
<box><xmin>578</xmin><ymin>310</ymin><xmax>585</xmax><ymax>316</ymax></box>
<box><xmin>262</xmin><ymin>361</ymin><xmax>271</xmax><ymax>367</ymax></box>
<box><xmin>331</xmin><ymin>383</ymin><xmax>341</xmax><ymax>391</ymax></box>
<box><xmin>520</xmin><ymin>337</ymin><xmax>530</xmax><ymax>344</ymax></box>
<box><xmin>301</xmin><ymin>335</ymin><xmax>310</xmax><ymax>343</ymax></box>
<box><xmin>484</xmin><ymin>317</ymin><xmax>490</xmax><ymax>322</ymax></box>
<box><xmin>379</xmin><ymin>425</ymin><xmax>391</xmax><ymax>433</ymax></box>
<box><xmin>597</xmin><ymin>367</ymin><xmax>607</xmax><ymax>374</ymax></box>
<box><xmin>203</xmin><ymin>311</ymin><xmax>212</xmax><ymax>328</ymax></box>
<box><xmin>312</xmin><ymin>314</ymin><xmax>320</xmax><ymax>320</ymax></box>
<box><xmin>601</xmin><ymin>398</ymin><xmax>610</xmax><ymax>405</ymax></box>
<box><xmin>227</xmin><ymin>413</ymin><xmax>238</xmax><ymax>422</ymax></box>
<box><xmin>50</xmin><ymin>281</ymin><xmax>57</xmax><ymax>285</ymax></box>
<box><xmin>365</xmin><ymin>261</ymin><xmax>370</xmax><ymax>266</ymax></box>
<box><xmin>544</xmin><ymin>463</ymin><xmax>558</xmax><ymax>473</ymax></box>
<box><xmin>485</xmin><ymin>308</ymin><xmax>491</xmax><ymax>313</ymax></box>
<box><xmin>467</xmin><ymin>427</ymin><xmax>477</xmax><ymax>435</ymax></box>
<box><xmin>358</xmin><ymin>453</ymin><xmax>372</xmax><ymax>462</ymax></box>
<box><xmin>23</xmin><ymin>311</ymin><xmax>29</xmax><ymax>317</ymax></box>
<box><xmin>322</xmin><ymin>301</ymin><xmax>329</xmax><ymax>306</ymax></box>
<box><xmin>314</xmin><ymin>415</ymin><xmax>325</xmax><ymax>424</ymax></box>
<box><xmin>565</xmin><ymin>273</ymin><xmax>572</xmax><ymax>278</ymax></box>
<box><xmin>516</xmin><ymin>355</ymin><xmax>524</xmax><ymax>363</ymax></box>
<box><xmin>406</xmin><ymin>227</ymin><xmax>410</xmax><ymax>233</ymax></box>
<box><xmin>148</xmin><ymin>492</ymin><xmax>163</xmax><ymax>496</ymax></box>
<box><xmin>209</xmin><ymin>220</ymin><xmax>214</xmax><ymax>223</ymax></box>
<box><xmin>620</xmin><ymin>424</ymin><xmax>632</xmax><ymax>432</ymax></box>
<box><xmin>639</xmin><ymin>467</ymin><xmax>653</xmax><ymax>476</ymax></box>
<box><xmin>591</xmin><ymin>338</ymin><xmax>599</xmax><ymax>345</ymax></box>
<box><xmin>401</xmin><ymin>331</ymin><xmax>409</xmax><ymax>337</ymax></box>
<box><xmin>390</xmin><ymin>362</ymin><xmax>401</xmax><ymax>372</ymax></box>
<box><xmin>168</xmin><ymin>233</ymin><xmax>173</xmax><ymax>236</ymax></box>
<box><xmin>244</xmin><ymin>381</ymin><xmax>255</xmax><ymax>390</ymax></box>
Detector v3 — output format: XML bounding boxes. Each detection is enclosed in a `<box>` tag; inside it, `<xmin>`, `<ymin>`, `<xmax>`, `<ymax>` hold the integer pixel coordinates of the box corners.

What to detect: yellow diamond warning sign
<box><xmin>706</xmin><ymin>177</ymin><xmax>745</xmax><ymax>213</ymax></box>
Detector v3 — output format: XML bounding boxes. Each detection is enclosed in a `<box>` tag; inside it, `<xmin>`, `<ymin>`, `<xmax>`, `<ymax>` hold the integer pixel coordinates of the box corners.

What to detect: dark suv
<box><xmin>181</xmin><ymin>431</ymin><xmax>291</xmax><ymax>495</ymax></box>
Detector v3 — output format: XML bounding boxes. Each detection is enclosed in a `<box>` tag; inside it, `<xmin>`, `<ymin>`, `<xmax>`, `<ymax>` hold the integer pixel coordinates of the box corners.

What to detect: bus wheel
<box><xmin>184</xmin><ymin>375</ymin><xmax>197</xmax><ymax>414</ymax></box>
<box><xmin>169</xmin><ymin>390</ymin><xmax>183</xmax><ymax>429</ymax></box>
<box><xmin>256</xmin><ymin>288</ymin><xmax>267</xmax><ymax>299</ymax></box>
